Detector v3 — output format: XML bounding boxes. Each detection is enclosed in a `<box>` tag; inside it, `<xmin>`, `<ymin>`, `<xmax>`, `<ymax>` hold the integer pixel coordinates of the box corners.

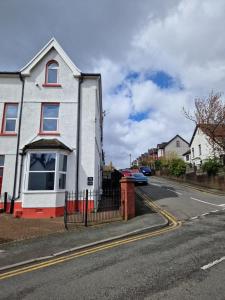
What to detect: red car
<box><xmin>120</xmin><ymin>169</ymin><xmax>133</xmax><ymax>177</ymax></box>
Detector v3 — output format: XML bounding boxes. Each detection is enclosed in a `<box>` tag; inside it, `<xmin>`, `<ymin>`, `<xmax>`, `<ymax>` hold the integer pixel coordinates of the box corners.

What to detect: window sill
<box><xmin>0</xmin><ymin>133</ymin><xmax>17</xmax><ymax>136</ymax></box>
<box><xmin>42</xmin><ymin>83</ymin><xmax>62</xmax><ymax>87</ymax></box>
<box><xmin>38</xmin><ymin>132</ymin><xmax>60</xmax><ymax>136</ymax></box>
<box><xmin>23</xmin><ymin>190</ymin><xmax>66</xmax><ymax>194</ymax></box>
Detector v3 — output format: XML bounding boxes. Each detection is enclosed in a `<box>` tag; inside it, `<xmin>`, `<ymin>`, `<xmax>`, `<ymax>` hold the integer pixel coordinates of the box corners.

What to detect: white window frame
<box><xmin>47</xmin><ymin>61</ymin><xmax>59</xmax><ymax>84</ymax></box>
<box><xmin>58</xmin><ymin>154</ymin><xmax>67</xmax><ymax>190</ymax></box>
<box><xmin>41</xmin><ymin>103</ymin><xmax>59</xmax><ymax>133</ymax></box>
<box><xmin>3</xmin><ymin>103</ymin><xmax>18</xmax><ymax>133</ymax></box>
<box><xmin>25</xmin><ymin>150</ymin><xmax>68</xmax><ymax>193</ymax></box>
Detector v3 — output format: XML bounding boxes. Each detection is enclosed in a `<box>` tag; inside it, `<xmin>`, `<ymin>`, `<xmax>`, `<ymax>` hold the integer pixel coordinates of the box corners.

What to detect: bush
<box><xmin>202</xmin><ymin>158</ymin><xmax>222</xmax><ymax>176</ymax></box>
<box><xmin>155</xmin><ymin>160</ymin><xmax>162</xmax><ymax>170</ymax></box>
<box><xmin>168</xmin><ymin>158</ymin><xmax>186</xmax><ymax>177</ymax></box>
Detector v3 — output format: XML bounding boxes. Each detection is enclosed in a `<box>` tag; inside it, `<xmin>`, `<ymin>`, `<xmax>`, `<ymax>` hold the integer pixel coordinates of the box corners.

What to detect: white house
<box><xmin>157</xmin><ymin>142</ymin><xmax>167</xmax><ymax>158</ymax></box>
<box><xmin>157</xmin><ymin>135</ymin><xmax>189</xmax><ymax>159</ymax></box>
<box><xmin>182</xmin><ymin>150</ymin><xmax>191</xmax><ymax>163</ymax></box>
<box><xmin>189</xmin><ymin>124</ymin><xmax>225</xmax><ymax>167</ymax></box>
<box><xmin>0</xmin><ymin>38</ymin><xmax>103</xmax><ymax>218</ymax></box>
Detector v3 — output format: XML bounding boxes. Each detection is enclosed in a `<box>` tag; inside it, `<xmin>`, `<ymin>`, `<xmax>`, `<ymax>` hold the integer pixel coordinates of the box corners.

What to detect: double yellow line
<box><xmin>0</xmin><ymin>192</ymin><xmax>181</xmax><ymax>281</ymax></box>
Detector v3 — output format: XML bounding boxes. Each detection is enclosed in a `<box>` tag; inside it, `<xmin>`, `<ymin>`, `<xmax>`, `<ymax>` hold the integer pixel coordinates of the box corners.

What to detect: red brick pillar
<box><xmin>120</xmin><ymin>177</ymin><xmax>135</xmax><ymax>220</ymax></box>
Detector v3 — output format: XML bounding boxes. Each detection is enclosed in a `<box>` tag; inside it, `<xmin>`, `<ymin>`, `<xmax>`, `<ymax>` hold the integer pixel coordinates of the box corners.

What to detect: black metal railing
<box><xmin>64</xmin><ymin>187</ymin><xmax>122</xmax><ymax>228</ymax></box>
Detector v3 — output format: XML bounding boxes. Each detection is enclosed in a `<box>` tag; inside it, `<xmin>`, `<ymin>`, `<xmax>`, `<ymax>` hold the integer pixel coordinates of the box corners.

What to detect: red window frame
<box><xmin>0</xmin><ymin>103</ymin><xmax>18</xmax><ymax>136</ymax></box>
<box><xmin>42</xmin><ymin>60</ymin><xmax>61</xmax><ymax>87</ymax></box>
<box><xmin>39</xmin><ymin>102</ymin><xmax>60</xmax><ymax>136</ymax></box>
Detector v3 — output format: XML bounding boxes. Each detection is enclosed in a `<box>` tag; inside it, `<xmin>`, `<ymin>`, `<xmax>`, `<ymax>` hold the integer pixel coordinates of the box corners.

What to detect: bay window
<box><xmin>58</xmin><ymin>154</ymin><xmax>67</xmax><ymax>189</ymax></box>
<box><xmin>27</xmin><ymin>152</ymin><xmax>67</xmax><ymax>191</ymax></box>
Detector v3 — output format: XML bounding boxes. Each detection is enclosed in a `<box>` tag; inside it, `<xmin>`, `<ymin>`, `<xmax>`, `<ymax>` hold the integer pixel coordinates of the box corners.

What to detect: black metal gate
<box><xmin>64</xmin><ymin>187</ymin><xmax>122</xmax><ymax>228</ymax></box>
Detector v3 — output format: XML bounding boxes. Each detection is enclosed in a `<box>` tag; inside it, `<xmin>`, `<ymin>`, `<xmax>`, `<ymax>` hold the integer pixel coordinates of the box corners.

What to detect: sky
<box><xmin>1</xmin><ymin>0</ymin><xmax>225</xmax><ymax>168</ymax></box>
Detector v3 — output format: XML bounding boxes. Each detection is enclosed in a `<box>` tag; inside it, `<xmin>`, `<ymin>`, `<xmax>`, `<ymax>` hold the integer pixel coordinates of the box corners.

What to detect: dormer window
<box><xmin>43</xmin><ymin>60</ymin><xmax>61</xmax><ymax>87</ymax></box>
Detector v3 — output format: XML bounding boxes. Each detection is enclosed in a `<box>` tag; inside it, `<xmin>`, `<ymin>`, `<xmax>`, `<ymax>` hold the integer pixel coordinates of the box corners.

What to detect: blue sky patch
<box><xmin>145</xmin><ymin>71</ymin><xmax>174</xmax><ymax>89</ymax></box>
<box><xmin>125</xmin><ymin>71</ymin><xmax>140</xmax><ymax>82</ymax></box>
<box><xmin>111</xmin><ymin>70</ymin><xmax>176</xmax><ymax>96</ymax></box>
<box><xmin>129</xmin><ymin>111</ymin><xmax>149</xmax><ymax>122</ymax></box>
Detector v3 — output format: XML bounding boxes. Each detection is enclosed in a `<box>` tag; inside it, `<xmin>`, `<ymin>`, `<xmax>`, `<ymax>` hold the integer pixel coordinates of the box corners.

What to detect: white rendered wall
<box><xmin>157</xmin><ymin>149</ymin><xmax>164</xmax><ymax>158</ymax></box>
<box><xmin>0</xmin><ymin>75</ymin><xmax>22</xmax><ymax>197</ymax></box>
<box><xmin>79</xmin><ymin>80</ymin><xmax>97</xmax><ymax>191</ymax></box>
<box><xmin>22</xmin><ymin>191</ymin><xmax>65</xmax><ymax>208</ymax></box>
<box><xmin>190</xmin><ymin>128</ymin><xmax>216</xmax><ymax>165</ymax></box>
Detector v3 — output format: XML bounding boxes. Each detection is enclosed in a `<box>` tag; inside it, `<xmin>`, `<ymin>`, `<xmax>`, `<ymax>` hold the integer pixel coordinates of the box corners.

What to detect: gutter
<box><xmin>75</xmin><ymin>75</ymin><xmax>83</xmax><ymax>202</ymax></box>
<box><xmin>10</xmin><ymin>73</ymin><xmax>25</xmax><ymax>213</ymax></box>
<box><xmin>0</xmin><ymin>71</ymin><xmax>20</xmax><ymax>75</ymax></box>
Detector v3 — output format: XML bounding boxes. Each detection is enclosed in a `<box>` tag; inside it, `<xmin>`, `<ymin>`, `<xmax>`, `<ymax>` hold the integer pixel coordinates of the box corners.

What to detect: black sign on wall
<box><xmin>87</xmin><ymin>177</ymin><xmax>94</xmax><ymax>186</ymax></box>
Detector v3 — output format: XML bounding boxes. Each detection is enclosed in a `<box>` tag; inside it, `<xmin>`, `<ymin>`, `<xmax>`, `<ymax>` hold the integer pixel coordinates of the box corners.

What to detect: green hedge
<box><xmin>168</xmin><ymin>158</ymin><xmax>186</xmax><ymax>177</ymax></box>
<box><xmin>202</xmin><ymin>158</ymin><xmax>222</xmax><ymax>176</ymax></box>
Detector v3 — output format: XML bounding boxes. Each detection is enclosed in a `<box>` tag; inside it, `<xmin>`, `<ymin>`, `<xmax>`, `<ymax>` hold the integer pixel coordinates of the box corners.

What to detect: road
<box><xmin>145</xmin><ymin>176</ymin><xmax>225</xmax><ymax>221</ymax></box>
<box><xmin>1</xmin><ymin>177</ymin><xmax>225</xmax><ymax>299</ymax></box>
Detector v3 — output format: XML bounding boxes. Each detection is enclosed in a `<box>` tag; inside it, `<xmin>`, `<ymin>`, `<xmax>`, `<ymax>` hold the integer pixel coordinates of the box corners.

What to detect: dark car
<box><xmin>132</xmin><ymin>173</ymin><xmax>148</xmax><ymax>185</ymax></box>
<box><xmin>139</xmin><ymin>166</ymin><xmax>152</xmax><ymax>176</ymax></box>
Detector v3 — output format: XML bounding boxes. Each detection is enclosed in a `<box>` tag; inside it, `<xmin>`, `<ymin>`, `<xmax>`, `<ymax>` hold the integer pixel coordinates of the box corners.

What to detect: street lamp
<box><xmin>129</xmin><ymin>153</ymin><xmax>132</xmax><ymax>168</ymax></box>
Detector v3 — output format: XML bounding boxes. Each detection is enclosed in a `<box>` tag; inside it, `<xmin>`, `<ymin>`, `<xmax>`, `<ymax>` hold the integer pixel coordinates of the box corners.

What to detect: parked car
<box><xmin>130</xmin><ymin>168</ymin><xmax>139</xmax><ymax>173</ymax></box>
<box><xmin>120</xmin><ymin>169</ymin><xmax>133</xmax><ymax>177</ymax></box>
<box><xmin>139</xmin><ymin>166</ymin><xmax>152</xmax><ymax>176</ymax></box>
<box><xmin>132</xmin><ymin>173</ymin><xmax>148</xmax><ymax>185</ymax></box>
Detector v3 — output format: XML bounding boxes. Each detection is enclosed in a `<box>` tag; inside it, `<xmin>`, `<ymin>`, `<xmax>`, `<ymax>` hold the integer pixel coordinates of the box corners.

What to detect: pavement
<box><xmin>0</xmin><ymin>193</ymin><xmax>167</xmax><ymax>270</ymax></box>
<box><xmin>0</xmin><ymin>214</ymin><xmax>65</xmax><ymax>244</ymax></box>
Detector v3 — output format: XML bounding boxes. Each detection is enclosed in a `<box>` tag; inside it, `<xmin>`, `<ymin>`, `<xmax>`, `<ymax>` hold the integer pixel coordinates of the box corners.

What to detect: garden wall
<box><xmin>155</xmin><ymin>170</ymin><xmax>225</xmax><ymax>191</ymax></box>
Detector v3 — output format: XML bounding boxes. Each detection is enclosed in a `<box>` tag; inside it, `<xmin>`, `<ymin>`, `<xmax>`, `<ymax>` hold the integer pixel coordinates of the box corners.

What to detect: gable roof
<box><xmin>190</xmin><ymin>124</ymin><xmax>225</xmax><ymax>146</ymax></box>
<box><xmin>165</xmin><ymin>134</ymin><xmax>189</xmax><ymax>147</ymax></box>
<box><xmin>20</xmin><ymin>37</ymin><xmax>81</xmax><ymax>76</ymax></box>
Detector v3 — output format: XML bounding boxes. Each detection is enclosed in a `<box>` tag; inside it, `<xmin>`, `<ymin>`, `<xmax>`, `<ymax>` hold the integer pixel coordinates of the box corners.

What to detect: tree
<box><xmin>184</xmin><ymin>91</ymin><xmax>225</xmax><ymax>153</ymax></box>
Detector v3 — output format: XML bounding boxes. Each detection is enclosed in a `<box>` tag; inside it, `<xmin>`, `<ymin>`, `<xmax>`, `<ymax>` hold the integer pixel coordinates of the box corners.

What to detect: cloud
<box><xmin>94</xmin><ymin>57</ymin><xmax>193</xmax><ymax>167</ymax></box>
<box><xmin>1</xmin><ymin>0</ymin><xmax>225</xmax><ymax>168</ymax></box>
<box><xmin>132</xmin><ymin>0</ymin><xmax>225</xmax><ymax>91</ymax></box>
<box><xmin>92</xmin><ymin>0</ymin><xmax>225</xmax><ymax>167</ymax></box>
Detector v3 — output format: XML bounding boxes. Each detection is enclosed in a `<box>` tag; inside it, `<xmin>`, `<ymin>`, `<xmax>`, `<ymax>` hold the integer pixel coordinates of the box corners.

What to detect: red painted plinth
<box><xmin>0</xmin><ymin>199</ymin><xmax>95</xmax><ymax>219</ymax></box>
<box><xmin>120</xmin><ymin>177</ymin><xmax>136</xmax><ymax>220</ymax></box>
